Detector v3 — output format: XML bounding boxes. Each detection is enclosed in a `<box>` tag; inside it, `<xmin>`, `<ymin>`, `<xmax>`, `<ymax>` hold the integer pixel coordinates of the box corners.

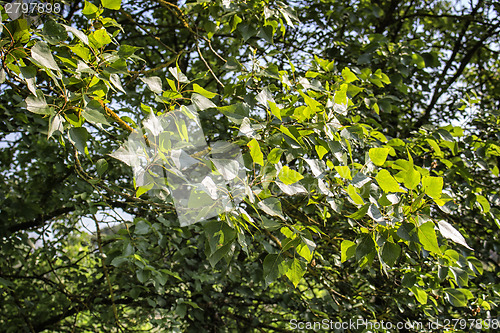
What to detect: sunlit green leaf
<box><xmin>247</xmin><ymin>139</ymin><xmax>264</xmax><ymax>166</ymax></box>
<box><xmin>193</xmin><ymin>83</ymin><xmax>217</xmax><ymax>99</ymax></box>
<box><xmin>341</xmin><ymin>240</ymin><xmax>356</xmax><ymax>263</ymax></box>
<box><xmin>278</xmin><ymin>166</ymin><xmax>304</xmax><ymax>185</ymax></box>
<box><xmin>102</xmin><ymin>0</ymin><xmax>122</xmax><ymax>10</ymax></box>
<box><xmin>335</xmin><ymin>165</ymin><xmax>352</xmax><ymax>180</ymax></box>
<box><xmin>417</xmin><ymin>222</ymin><xmax>441</xmax><ymax>254</ymax></box>
<box><xmin>342</xmin><ymin>67</ymin><xmax>358</xmax><ymax>83</ymax></box>
<box><xmin>369</xmin><ymin>147</ymin><xmax>390</xmax><ymax>166</ymax></box>
<box><xmin>267</xmin><ymin>148</ymin><xmax>283</xmax><ymax>164</ymax></box>
<box><xmin>411</xmin><ymin>286</ymin><xmax>427</xmax><ymax>305</ymax></box>
<box><xmin>422</xmin><ymin>176</ymin><xmax>443</xmax><ymax>199</ymax></box>
<box><xmin>376</xmin><ymin>169</ymin><xmax>406</xmax><ymax>193</ymax></box>
<box><xmin>285</xmin><ymin>258</ymin><xmax>306</xmax><ymax>288</ymax></box>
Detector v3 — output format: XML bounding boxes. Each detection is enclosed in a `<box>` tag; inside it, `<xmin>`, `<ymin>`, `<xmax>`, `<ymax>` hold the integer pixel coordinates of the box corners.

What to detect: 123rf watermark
<box><xmin>289</xmin><ymin>318</ymin><xmax>500</xmax><ymax>331</ymax></box>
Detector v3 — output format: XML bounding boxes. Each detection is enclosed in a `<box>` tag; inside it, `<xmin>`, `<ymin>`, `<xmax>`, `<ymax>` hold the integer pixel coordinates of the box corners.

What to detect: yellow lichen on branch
<box><xmin>96</xmin><ymin>98</ymin><xmax>135</xmax><ymax>133</ymax></box>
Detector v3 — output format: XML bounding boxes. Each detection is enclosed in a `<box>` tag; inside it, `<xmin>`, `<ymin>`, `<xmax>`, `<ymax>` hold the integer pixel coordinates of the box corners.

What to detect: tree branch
<box><xmin>413</xmin><ymin>0</ymin><xmax>485</xmax><ymax>128</ymax></box>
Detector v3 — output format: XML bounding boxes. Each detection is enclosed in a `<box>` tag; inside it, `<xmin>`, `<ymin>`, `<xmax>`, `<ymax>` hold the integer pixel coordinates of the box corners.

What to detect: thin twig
<box><xmin>197</xmin><ymin>43</ymin><xmax>225</xmax><ymax>88</ymax></box>
<box><xmin>203</xmin><ymin>36</ymin><xmax>227</xmax><ymax>63</ymax></box>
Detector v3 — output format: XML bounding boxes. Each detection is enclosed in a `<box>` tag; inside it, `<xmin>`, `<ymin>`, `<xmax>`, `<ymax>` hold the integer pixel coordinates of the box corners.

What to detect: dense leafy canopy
<box><xmin>1</xmin><ymin>0</ymin><xmax>499</xmax><ymax>331</ymax></box>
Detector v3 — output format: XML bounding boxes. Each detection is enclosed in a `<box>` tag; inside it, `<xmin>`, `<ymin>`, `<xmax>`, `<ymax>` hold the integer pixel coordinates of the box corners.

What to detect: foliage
<box><xmin>1</xmin><ymin>0</ymin><xmax>499</xmax><ymax>332</ymax></box>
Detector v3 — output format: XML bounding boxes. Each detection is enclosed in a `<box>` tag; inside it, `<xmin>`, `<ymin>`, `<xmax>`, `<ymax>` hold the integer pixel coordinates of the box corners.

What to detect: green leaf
<box><xmin>192</xmin><ymin>93</ymin><xmax>217</xmax><ymax>110</ymax></box>
<box><xmin>381</xmin><ymin>241</ymin><xmax>401</xmax><ymax>266</ymax></box>
<box><xmin>356</xmin><ymin>235</ymin><xmax>375</xmax><ymax>260</ymax></box>
<box><xmin>134</xmin><ymin>219</ymin><xmax>150</xmax><ymax>235</ymax></box>
<box><xmin>347</xmin><ymin>204</ymin><xmax>369</xmax><ymax>219</ymax></box>
<box><xmin>169</xmin><ymin>67</ymin><xmax>189</xmax><ymax>83</ymax></box>
<box><xmin>42</xmin><ymin>20</ymin><xmax>67</xmax><ymax>45</ymax></box>
<box><xmin>208</xmin><ymin>242</ymin><xmax>233</xmax><ymax>267</ymax></box>
<box><xmin>25</xmin><ymin>90</ymin><xmax>52</xmax><ymax>115</ymax></box>
<box><xmin>347</xmin><ymin>184</ymin><xmax>364</xmax><ymax>205</ymax></box>
<box><xmin>136</xmin><ymin>183</ymin><xmax>153</xmax><ymax>197</ymax></box>
<box><xmin>68</xmin><ymin>127</ymin><xmax>89</xmax><ymax>154</ymax></box>
<box><xmin>260</xmin><ymin>216</ymin><xmax>281</xmax><ymax>231</ymax></box>
<box><xmin>437</xmin><ymin>220</ymin><xmax>472</xmax><ymax>250</ymax></box>
<box><xmin>397</xmin><ymin>223</ymin><xmax>419</xmax><ymax>242</ymax></box>
<box><xmin>161</xmin><ymin>269</ymin><xmax>182</xmax><ymax>281</ymax></box>
<box><xmin>285</xmin><ymin>258</ymin><xmax>306</xmax><ymax>288</ymax></box>
<box><xmin>257</xmin><ymin>24</ymin><xmax>274</xmax><ymax>43</ymax></box>
<box><xmin>315</xmin><ymin>144</ymin><xmax>328</xmax><ymax>159</ymax></box>
<box><xmin>48</xmin><ymin>114</ymin><xmax>64</xmax><ymax>138</ymax></box>
<box><xmin>238</xmin><ymin>23</ymin><xmax>258</xmax><ymax>42</ymax></box>
<box><xmin>467</xmin><ymin>257</ymin><xmax>483</xmax><ymax>275</ymax></box>
<box><xmin>90</xmin><ymin>29</ymin><xmax>112</xmax><ymax>49</ymax></box>
<box><xmin>342</xmin><ymin>67</ymin><xmax>358</xmax><ymax>83</ymax></box>
<box><xmin>110</xmin><ymin>256</ymin><xmax>128</xmax><ymax>267</ymax></box>
<box><xmin>404</xmin><ymin>167</ymin><xmax>421</xmax><ymax>190</ymax></box>
<box><xmin>411</xmin><ymin>286</ymin><xmax>428</xmax><ymax>305</ymax></box>
<box><xmin>376</xmin><ymin>169</ymin><xmax>406</xmax><ymax>193</ymax></box>
<box><xmin>369</xmin><ymin>147</ymin><xmax>390</xmax><ymax>166</ymax></box>
<box><xmin>334</xmin><ymin>165</ymin><xmax>352</xmax><ymax>180</ymax></box>
<box><xmin>341</xmin><ymin>240</ymin><xmax>356</xmax><ymax>262</ymax></box>
<box><xmin>267</xmin><ymin>148</ymin><xmax>283</xmax><ymax>164</ymax></box>
<box><xmin>154</xmin><ymin>272</ymin><xmax>168</xmax><ymax>286</ymax></box>
<box><xmin>411</xmin><ymin>53</ymin><xmax>426</xmax><ymax>69</ymax></box>
<box><xmin>231</xmin><ymin>14</ymin><xmax>242</xmax><ymax>32</ymax></box>
<box><xmin>417</xmin><ymin>222</ymin><xmax>441</xmax><ymax>254</ymax></box>
<box><xmin>422</xmin><ymin>176</ymin><xmax>443</xmax><ymax>199</ymax></box>
<box><xmin>280</xmin><ymin>125</ymin><xmax>301</xmax><ymax>145</ymax></box>
<box><xmin>480</xmin><ymin>299</ymin><xmax>492</xmax><ymax>310</ymax></box>
<box><xmin>426</xmin><ymin>139</ymin><xmax>443</xmax><ymax>157</ymax></box>
<box><xmin>247</xmin><ymin>139</ymin><xmax>264</xmax><ymax>166</ymax></box>
<box><xmin>299</xmin><ymin>91</ymin><xmax>322</xmax><ymax>112</ymax></box>
<box><xmin>63</xmin><ymin>25</ymin><xmax>89</xmax><ymax>45</ymax></box>
<box><xmin>140</xmin><ymin>76</ymin><xmax>163</xmax><ymax>94</ymax></box>
<box><xmin>69</xmin><ymin>45</ymin><xmax>91</xmax><ymax>61</ymax></box>
<box><xmin>297</xmin><ymin>237</ymin><xmax>315</xmax><ymax>262</ymax></box>
<box><xmin>401</xmin><ymin>273</ymin><xmax>417</xmax><ymax>288</ymax></box>
<box><xmin>263</xmin><ymin>254</ymin><xmax>284</xmax><ymax>287</ymax></box>
<box><xmin>475</xmin><ymin>194</ymin><xmax>490</xmax><ymax>213</ymax></box>
<box><xmin>278</xmin><ymin>166</ymin><xmax>304</xmax><ymax>185</ymax></box>
<box><xmin>83</xmin><ymin>1</ymin><xmax>99</xmax><ymax>16</ymax></box>
<box><xmin>334</xmin><ymin>83</ymin><xmax>348</xmax><ymax>105</ymax></box>
<box><xmin>136</xmin><ymin>269</ymin><xmax>149</xmax><ymax>283</ymax></box>
<box><xmin>110</xmin><ymin>74</ymin><xmax>126</xmax><ymax>93</ymax></box>
<box><xmin>102</xmin><ymin>0</ymin><xmax>122</xmax><ymax>10</ymax></box>
<box><xmin>83</xmin><ymin>100</ymin><xmax>110</xmax><ymax>125</ymax></box>
<box><xmin>314</xmin><ymin>55</ymin><xmax>335</xmax><ymax>72</ymax></box>
<box><xmin>218</xmin><ymin>103</ymin><xmax>249</xmax><ymax>124</ymax></box>
<box><xmin>96</xmin><ymin>159</ymin><xmax>108</xmax><ymax>176</ymax></box>
<box><xmin>258</xmin><ymin>198</ymin><xmax>285</xmax><ymax>220</ymax></box>
<box><xmin>450</xmin><ymin>267</ymin><xmax>468</xmax><ymax>287</ymax></box>
<box><xmin>444</xmin><ymin>288</ymin><xmax>470</xmax><ymax>307</ymax></box>
<box><xmin>31</xmin><ymin>41</ymin><xmax>60</xmax><ymax>71</ymax></box>
<box><xmin>268</xmin><ymin>101</ymin><xmax>282</xmax><ymax>120</ymax></box>
<box><xmin>193</xmin><ymin>83</ymin><xmax>217</xmax><ymax>99</ymax></box>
